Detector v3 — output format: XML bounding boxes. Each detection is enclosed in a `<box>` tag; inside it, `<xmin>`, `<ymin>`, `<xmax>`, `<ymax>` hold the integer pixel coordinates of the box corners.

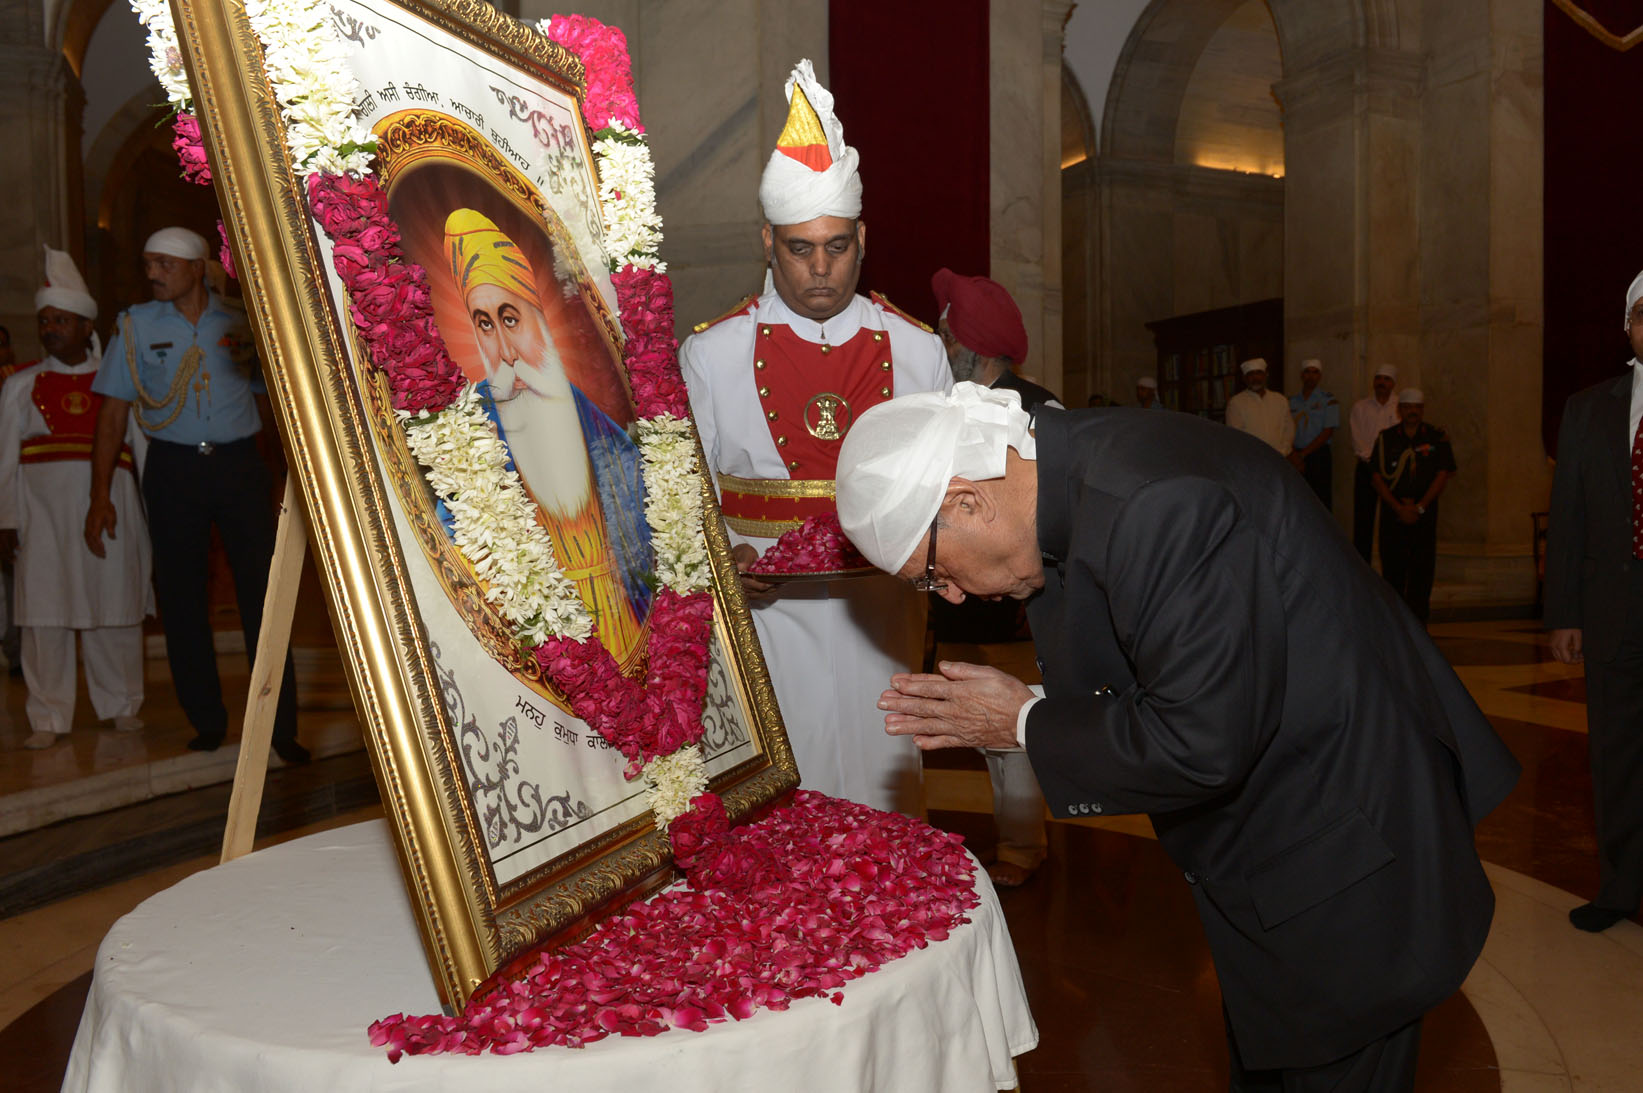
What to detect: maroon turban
<box><xmin>931</xmin><ymin>268</ymin><xmax>1029</xmax><ymax>366</ymax></box>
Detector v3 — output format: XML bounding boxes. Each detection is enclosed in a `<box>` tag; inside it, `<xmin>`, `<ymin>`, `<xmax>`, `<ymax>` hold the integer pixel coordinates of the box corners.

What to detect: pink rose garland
<box><xmin>171</xmin><ymin>112</ymin><xmax>211</xmax><ymax>185</ymax></box>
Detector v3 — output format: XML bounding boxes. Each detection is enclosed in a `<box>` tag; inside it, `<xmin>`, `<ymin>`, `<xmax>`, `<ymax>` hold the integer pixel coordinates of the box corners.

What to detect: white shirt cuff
<box><xmin>1015</xmin><ymin>685</ymin><xmax>1046</xmax><ymax>749</ymax></box>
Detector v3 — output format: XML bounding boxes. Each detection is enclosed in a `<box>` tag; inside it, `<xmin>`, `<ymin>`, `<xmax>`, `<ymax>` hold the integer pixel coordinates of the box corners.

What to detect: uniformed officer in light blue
<box><xmin>1288</xmin><ymin>358</ymin><xmax>1339</xmax><ymax>507</ymax></box>
<box><xmin>85</xmin><ymin>226</ymin><xmax>307</xmax><ymax>763</ymax></box>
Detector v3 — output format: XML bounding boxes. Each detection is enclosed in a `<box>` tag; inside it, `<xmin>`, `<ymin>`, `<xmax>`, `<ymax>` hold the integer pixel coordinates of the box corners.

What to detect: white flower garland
<box><xmin>242</xmin><ymin>0</ymin><xmax>377</xmax><ymax>177</ymax></box>
<box><xmin>129</xmin><ymin>0</ymin><xmax>192</xmax><ymax>109</ymax></box>
<box><xmin>641</xmin><ymin>746</ymin><xmax>709</xmax><ymax>825</ymax></box>
<box><xmin>590</xmin><ymin>123</ymin><xmax>666</xmax><ymax>273</ymax></box>
<box><xmin>635</xmin><ymin>415</ymin><xmax>711</xmax><ymax>594</ymax></box>
<box><xmin>399</xmin><ymin>388</ymin><xmax>592</xmax><ymax>644</ymax></box>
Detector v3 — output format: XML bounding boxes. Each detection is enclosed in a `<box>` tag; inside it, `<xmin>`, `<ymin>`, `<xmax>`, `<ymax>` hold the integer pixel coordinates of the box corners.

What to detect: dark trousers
<box><xmin>141</xmin><ymin>438</ymin><xmax>297</xmax><ymax>744</ymax></box>
<box><xmin>1378</xmin><ymin>504</ymin><xmax>1438</xmax><ymax>622</ymax></box>
<box><xmin>1228</xmin><ymin>1012</ymin><xmax>1423</xmax><ymax>1093</ymax></box>
<box><xmin>1353</xmin><ymin>461</ymin><xmax>1377</xmax><ymax>562</ymax></box>
<box><xmin>1300</xmin><ymin>446</ymin><xmax>1333</xmax><ymax>509</ymax></box>
<box><xmin>1584</xmin><ymin>564</ymin><xmax>1643</xmax><ymax>914</ymax></box>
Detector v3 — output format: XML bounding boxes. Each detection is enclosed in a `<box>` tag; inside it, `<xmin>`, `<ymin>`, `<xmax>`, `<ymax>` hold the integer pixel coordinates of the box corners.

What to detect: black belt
<box><xmin>147</xmin><ymin>436</ymin><xmax>258</xmax><ymax>457</ymax></box>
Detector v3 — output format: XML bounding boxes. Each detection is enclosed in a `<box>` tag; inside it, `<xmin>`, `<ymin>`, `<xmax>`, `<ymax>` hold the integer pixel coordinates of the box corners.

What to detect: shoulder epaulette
<box><xmin>870</xmin><ymin>291</ymin><xmax>933</xmax><ymax>333</ymax></box>
<box><xmin>691</xmin><ymin>294</ymin><xmax>757</xmax><ymax>334</ymax></box>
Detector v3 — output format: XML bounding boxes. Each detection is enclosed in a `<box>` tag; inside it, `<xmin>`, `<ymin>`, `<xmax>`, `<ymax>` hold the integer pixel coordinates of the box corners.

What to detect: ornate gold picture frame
<box><xmin>168</xmin><ymin>0</ymin><xmax>796</xmax><ymax>1010</ymax></box>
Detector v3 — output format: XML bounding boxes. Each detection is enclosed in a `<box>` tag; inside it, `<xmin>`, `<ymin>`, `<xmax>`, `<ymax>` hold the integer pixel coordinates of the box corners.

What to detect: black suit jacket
<box><xmin>1545</xmin><ymin>371</ymin><xmax>1636</xmax><ymax>662</ymax></box>
<box><xmin>1022</xmin><ymin>409</ymin><xmax>1519</xmax><ymax>1070</ymax></box>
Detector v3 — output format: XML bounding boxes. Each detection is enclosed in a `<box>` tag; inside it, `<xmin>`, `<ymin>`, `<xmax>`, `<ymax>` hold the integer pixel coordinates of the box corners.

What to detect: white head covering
<box><xmin>1301</xmin><ymin>358</ymin><xmax>1322</xmax><ymax>374</ymax></box>
<box><xmin>1398</xmin><ymin>388</ymin><xmax>1424</xmax><ymax>405</ymax></box>
<box><xmin>1374</xmin><ymin>364</ymin><xmax>1397</xmax><ymax>380</ymax></box>
<box><xmin>1240</xmin><ymin>357</ymin><xmax>1267</xmax><ymax>376</ymax></box>
<box><xmin>1627</xmin><ymin>270</ymin><xmax>1643</xmax><ymax>329</ymax></box>
<box><xmin>35</xmin><ymin>246</ymin><xmax>97</xmax><ymax>320</ymax></box>
<box><xmin>759</xmin><ymin>60</ymin><xmax>862</xmax><ymax>226</ymax></box>
<box><xmin>1136</xmin><ymin>376</ymin><xmax>1158</xmax><ymax>389</ymax></box>
<box><xmin>143</xmin><ymin>226</ymin><xmax>209</xmax><ymax>261</ymax></box>
<box><xmin>837</xmin><ymin>382</ymin><xmax>1037</xmax><ymax>573</ymax></box>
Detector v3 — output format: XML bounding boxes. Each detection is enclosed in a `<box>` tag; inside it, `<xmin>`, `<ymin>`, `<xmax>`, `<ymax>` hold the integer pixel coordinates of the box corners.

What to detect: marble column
<box><xmin>1276</xmin><ymin>0</ymin><xmax>1547</xmax><ymax>604</ymax></box>
<box><xmin>990</xmin><ymin>0</ymin><xmax>1072</xmax><ymax>398</ymax></box>
<box><xmin>0</xmin><ymin>5</ymin><xmax>81</xmax><ymax>358</ymax></box>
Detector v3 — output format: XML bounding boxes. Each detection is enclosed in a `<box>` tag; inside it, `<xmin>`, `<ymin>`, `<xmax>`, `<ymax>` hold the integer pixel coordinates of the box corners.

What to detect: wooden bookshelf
<box><xmin>1145</xmin><ymin>299</ymin><xmax>1284</xmax><ymax>421</ymax></box>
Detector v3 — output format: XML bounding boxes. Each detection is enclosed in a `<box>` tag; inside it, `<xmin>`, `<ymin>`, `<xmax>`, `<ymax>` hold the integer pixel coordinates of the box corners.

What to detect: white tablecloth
<box><xmin>62</xmin><ymin>819</ymin><xmax>1037</xmax><ymax>1091</ymax></box>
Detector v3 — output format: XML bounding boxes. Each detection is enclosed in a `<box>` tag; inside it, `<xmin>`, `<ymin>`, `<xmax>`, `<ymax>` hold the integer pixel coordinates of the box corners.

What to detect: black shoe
<box><xmin>1569</xmin><ymin>903</ymin><xmax>1629</xmax><ymax>933</ymax></box>
<box><xmin>186</xmin><ymin>733</ymin><xmax>224</xmax><ymax>752</ymax></box>
<box><xmin>273</xmin><ymin>739</ymin><xmax>311</xmax><ymax>766</ymax></box>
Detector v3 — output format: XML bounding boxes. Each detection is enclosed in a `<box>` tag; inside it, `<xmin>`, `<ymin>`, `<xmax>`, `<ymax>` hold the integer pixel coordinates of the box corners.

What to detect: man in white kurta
<box><xmin>1224</xmin><ymin>356</ymin><xmax>1295</xmax><ymax>455</ymax></box>
<box><xmin>0</xmin><ymin>249</ymin><xmax>150</xmax><ymax>749</ymax></box>
<box><xmin>680</xmin><ymin>61</ymin><xmax>951</xmax><ymax>813</ymax></box>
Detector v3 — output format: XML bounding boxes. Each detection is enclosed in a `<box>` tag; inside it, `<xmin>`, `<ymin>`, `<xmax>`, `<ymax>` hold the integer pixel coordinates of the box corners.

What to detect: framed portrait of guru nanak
<box><xmin>167</xmin><ymin>0</ymin><xmax>796</xmax><ymax>1009</ymax></box>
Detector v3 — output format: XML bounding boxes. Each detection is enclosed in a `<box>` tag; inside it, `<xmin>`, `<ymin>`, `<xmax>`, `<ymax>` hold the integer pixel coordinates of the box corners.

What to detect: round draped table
<box><xmin>62</xmin><ymin>819</ymin><xmax>1037</xmax><ymax>1091</ymax></box>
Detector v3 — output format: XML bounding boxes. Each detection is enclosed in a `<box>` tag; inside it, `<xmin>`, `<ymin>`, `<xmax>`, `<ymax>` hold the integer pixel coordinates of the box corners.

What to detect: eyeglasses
<box><xmin>912</xmin><ymin>517</ymin><xmax>947</xmax><ymax>593</ymax></box>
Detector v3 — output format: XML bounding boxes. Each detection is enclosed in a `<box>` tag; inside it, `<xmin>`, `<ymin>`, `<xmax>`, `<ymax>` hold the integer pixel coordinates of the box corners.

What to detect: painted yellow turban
<box><xmin>443</xmin><ymin>209</ymin><xmax>542</xmax><ymax>307</ymax></box>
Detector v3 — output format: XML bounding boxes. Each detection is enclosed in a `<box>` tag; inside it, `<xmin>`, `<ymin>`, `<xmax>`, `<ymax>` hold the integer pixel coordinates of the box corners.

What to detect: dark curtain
<box><xmin>827</xmin><ymin>0</ymin><xmax>990</xmax><ymax>327</ymax></box>
<box><xmin>1543</xmin><ymin>1</ymin><xmax>1643</xmax><ymax>451</ymax></box>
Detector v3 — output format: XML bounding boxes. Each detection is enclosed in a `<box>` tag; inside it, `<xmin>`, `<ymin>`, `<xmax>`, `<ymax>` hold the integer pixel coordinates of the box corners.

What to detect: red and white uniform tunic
<box><xmin>681</xmin><ymin>290</ymin><xmax>951</xmax><ymax>814</ymax></box>
<box><xmin>0</xmin><ymin>357</ymin><xmax>150</xmax><ymax>734</ymax></box>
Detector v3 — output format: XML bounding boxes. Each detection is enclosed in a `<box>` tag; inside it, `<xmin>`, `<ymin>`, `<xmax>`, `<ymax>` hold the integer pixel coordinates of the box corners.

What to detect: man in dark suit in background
<box><xmin>1544</xmin><ymin>269</ymin><xmax>1643</xmax><ymax>934</ymax></box>
<box><xmin>837</xmin><ymin>384</ymin><xmax>1520</xmax><ymax>1091</ymax></box>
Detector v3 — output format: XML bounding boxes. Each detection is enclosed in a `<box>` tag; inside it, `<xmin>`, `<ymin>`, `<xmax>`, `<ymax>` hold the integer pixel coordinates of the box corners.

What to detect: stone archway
<box><xmin>1089</xmin><ymin>0</ymin><xmax>1550</xmax><ymax>606</ymax></box>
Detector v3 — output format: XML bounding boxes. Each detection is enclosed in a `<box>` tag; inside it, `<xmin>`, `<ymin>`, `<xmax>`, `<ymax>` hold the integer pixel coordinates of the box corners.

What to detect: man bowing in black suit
<box><xmin>1544</xmin><ymin>269</ymin><xmax>1643</xmax><ymax>934</ymax></box>
<box><xmin>836</xmin><ymin>383</ymin><xmax>1519</xmax><ymax>1092</ymax></box>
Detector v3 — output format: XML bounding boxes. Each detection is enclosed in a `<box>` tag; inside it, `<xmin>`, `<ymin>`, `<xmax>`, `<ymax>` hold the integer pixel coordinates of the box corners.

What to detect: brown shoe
<box><xmin>986</xmin><ymin>861</ymin><xmax>1037</xmax><ymax>889</ymax></box>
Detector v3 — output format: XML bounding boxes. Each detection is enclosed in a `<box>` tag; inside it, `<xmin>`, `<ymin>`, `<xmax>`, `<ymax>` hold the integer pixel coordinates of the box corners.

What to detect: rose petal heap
<box><xmin>367</xmin><ymin>791</ymin><xmax>979</xmax><ymax>1059</ymax></box>
<box><xmin>748</xmin><ymin>512</ymin><xmax>871</xmax><ymax>574</ymax></box>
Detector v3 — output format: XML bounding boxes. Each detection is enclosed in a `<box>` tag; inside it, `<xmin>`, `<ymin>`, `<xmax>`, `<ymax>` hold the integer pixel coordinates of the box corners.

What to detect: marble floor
<box><xmin>2</xmin><ymin>619</ymin><xmax>1640</xmax><ymax>1090</ymax></box>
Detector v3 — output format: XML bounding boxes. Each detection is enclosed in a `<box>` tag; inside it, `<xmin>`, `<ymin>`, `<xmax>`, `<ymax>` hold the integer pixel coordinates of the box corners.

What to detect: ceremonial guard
<box><xmin>1349</xmin><ymin>365</ymin><xmax>1401</xmax><ymax>561</ymax></box>
<box><xmin>680</xmin><ymin>61</ymin><xmax>950</xmax><ymax>813</ymax></box>
<box><xmin>1371</xmin><ymin>388</ymin><xmax>1455</xmax><ymax>623</ymax></box>
<box><xmin>1</xmin><ymin>249</ymin><xmax>149</xmax><ymax>749</ymax></box>
<box><xmin>87</xmin><ymin>227</ymin><xmax>307</xmax><ymax>763</ymax></box>
<box><xmin>1225</xmin><ymin>358</ymin><xmax>1294</xmax><ymax>455</ymax></box>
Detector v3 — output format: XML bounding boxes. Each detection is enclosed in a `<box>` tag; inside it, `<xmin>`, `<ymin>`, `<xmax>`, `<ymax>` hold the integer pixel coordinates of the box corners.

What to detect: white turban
<box><xmin>837</xmin><ymin>382</ymin><xmax>1037</xmax><ymax>574</ymax></box>
<box><xmin>1398</xmin><ymin>388</ymin><xmax>1424</xmax><ymax>405</ymax></box>
<box><xmin>1240</xmin><ymin>357</ymin><xmax>1268</xmax><ymax>376</ymax></box>
<box><xmin>1627</xmin><ymin>269</ymin><xmax>1643</xmax><ymax>329</ymax></box>
<box><xmin>1136</xmin><ymin>376</ymin><xmax>1157</xmax><ymax>389</ymax></box>
<box><xmin>35</xmin><ymin>246</ymin><xmax>97</xmax><ymax>320</ymax></box>
<box><xmin>144</xmin><ymin>227</ymin><xmax>209</xmax><ymax>260</ymax></box>
<box><xmin>759</xmin><ymin>60</ymin><xmax>862</xmax><ymax>226</ymax></box>
<box><xmin>1301</xmin><ymin>358</ymin><xmax>1322</xmax><ymax>374</ymax></box>
<box><xmin>1374</xmin><ymin>364</ymin><xmax>1397</xmax><ymax>380</ymax></box>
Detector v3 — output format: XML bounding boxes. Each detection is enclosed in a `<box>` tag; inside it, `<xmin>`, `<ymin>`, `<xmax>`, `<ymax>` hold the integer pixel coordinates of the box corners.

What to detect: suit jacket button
<box><xmin>1184</xmin><ymin>871</ymin><xmax>1198</xmax><ymax>885</ymax></box>
<box><xmin>1073</xmin><ymin>803</ymin><xmax>1087</xmax><ymax>815</ymax></box>
<box><xmin>1035</xmin><ymin>658</ymin><xmax>1044</xmax><ymax>673</ymax></box>
<box><xmin>1090</xmin><ymin>803</ymin><xmax>1103</xmax><ymax>815</ymax></box>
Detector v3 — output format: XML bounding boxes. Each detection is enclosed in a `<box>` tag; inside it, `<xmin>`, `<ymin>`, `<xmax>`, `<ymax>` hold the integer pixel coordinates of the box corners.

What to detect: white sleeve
<box><xmin>678</xmin><ymin>332</ymin><xmax>722</xmax><ymax>497</ymax></box>
<box><xmin>0</xmin><ymin>374</ymin><xmax>31</xmax><ymax>530</ymax></box>
<box><xmin>887</xmin><ymin>323</ymin><xmax>953</xmax><ymax>396</ymax></box>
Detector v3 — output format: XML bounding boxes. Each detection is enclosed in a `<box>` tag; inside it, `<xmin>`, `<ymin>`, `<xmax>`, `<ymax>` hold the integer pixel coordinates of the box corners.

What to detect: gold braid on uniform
<box><xmin>123</xmin><ymin>312</ymin><xmax>202</xmax><ymax>431</ymax></box>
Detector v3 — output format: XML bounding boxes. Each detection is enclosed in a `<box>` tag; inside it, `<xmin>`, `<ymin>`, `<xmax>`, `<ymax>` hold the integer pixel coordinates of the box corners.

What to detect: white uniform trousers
<box><xmin>983</xmin><ymin>748</ymin><xmax>1048</xmax><ymax>869</ymax></box>
<box><xmin>22</xmin><ymin>624</ymin><xmax>144</xmax><ymax>735</ymax></box>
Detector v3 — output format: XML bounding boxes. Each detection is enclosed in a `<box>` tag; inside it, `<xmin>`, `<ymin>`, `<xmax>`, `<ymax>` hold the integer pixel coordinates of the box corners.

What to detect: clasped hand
<box><xmin>878</xmin><ymin>661</ymin><xmax>1033</xmax><ymax>751</ymax></box>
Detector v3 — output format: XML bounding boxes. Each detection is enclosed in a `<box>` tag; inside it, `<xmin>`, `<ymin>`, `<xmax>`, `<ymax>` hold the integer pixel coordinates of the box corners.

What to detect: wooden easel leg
<box><xmin>220</xmin><ymin>477</ymin><xmax>308</xmax><ymax>863</ymax></box>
